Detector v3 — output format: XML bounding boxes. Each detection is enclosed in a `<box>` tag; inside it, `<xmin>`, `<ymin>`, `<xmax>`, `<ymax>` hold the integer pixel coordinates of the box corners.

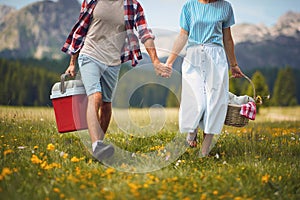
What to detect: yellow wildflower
<box><xmin>128</xmin><ymin>182</ymin><xmax>140</xmax><ymax>197</ymax></box>
<box><xmin>71</xmin><ymin>157</ymin><xmax>80</xmax><ymax>163</ymax></box>
<box><xmin>51</xmin><ymin>163</ymin><xmax>61</xmax><ymax>168</ymax></box>
<box><xmin>234</xmin><ymin>197</ymin><xmax>243</xmax><ymax>200</ymax></box>
<box><xmin>200</xmin><ymin>193</ymin><xmax>207</xmax><ymax>200</ymax></box>
<box><xmin>40</xmin><ymin>161</ymin><xmax>48</xmax><ymax>169</ymax></box>
<box><xmin>34</xmin><ymin>146</ymin><xmax>39</xmax><ymax>150</ymax></box>
<box><xmin>0</xmin><ymin>168</ymin><xmax>13</xmax><ymax>180</ymax></box>
<box><xmin>47</xmin><ymin>143</ymin><xmax>55</xmax><ymax>151</ymax></box>
<box><xmin>63</xmin><ymin>153</ymin><xmax>68</xmax><ymax>159</ymax></box>
<box><xmin>31</xmin><ymin>155</ymin><xmax>42</xmax><ymax>164</ymax></box>
<box><xmin>79</xmin><ymin>157</ymin><xmax>85</xmax><ymax>161</ymax></box>
<box><xmin>262</xmin><ymin>174</ymin><xmax>270</xmax><ymax>184</ymax></box>
<box><xmin>41</xmin><ymin>162</ymin><xmax>60</xmax><ymax>170</ymax></box>
<box><xmin>1</xmin><ymin>168</ymin><xmax>13</xmax><ymax>176</ymax></box>
<box><xmin>80</xmin><ymin>185</ymin><xmax>86</xmax><ymax>189</ymax></box>
<box><xmin>60</xmin><ymin>152</ymin><xmax>68</xmax><ymax>159</ymax></box>
<box><xmin>53</xmin><ymin>188</ymin><xmax>60</xmax><ymax>193</ymax></box>
<box><xmin>3</xmin><ymin>149</ymin><xmax>13</xmax><ymax>156</ymax></box>
<box><xmin>105</xmin><ymin>168</ymin><xmax>116</xmax><ymax>175</ymax></box>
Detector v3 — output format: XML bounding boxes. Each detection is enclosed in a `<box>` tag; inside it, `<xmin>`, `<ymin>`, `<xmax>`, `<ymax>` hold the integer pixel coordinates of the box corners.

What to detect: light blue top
<box><xmin>180</xmin><ymin>0</ymin><xmax>235</xmax><ymax>48</ymax></box>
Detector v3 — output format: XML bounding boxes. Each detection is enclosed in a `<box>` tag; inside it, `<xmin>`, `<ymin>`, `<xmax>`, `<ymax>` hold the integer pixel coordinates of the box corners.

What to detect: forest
<box><xmin>0</xmin><ymin>58</ymin><xmax>299</xmax><ymax>107</ymax></box>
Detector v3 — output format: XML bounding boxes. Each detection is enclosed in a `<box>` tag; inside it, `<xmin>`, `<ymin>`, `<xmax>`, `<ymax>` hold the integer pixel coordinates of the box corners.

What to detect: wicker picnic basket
<box><xmin>224</xmin><ymin>75</ymin><xmax>256</xmax><ymax>127</ymax></box>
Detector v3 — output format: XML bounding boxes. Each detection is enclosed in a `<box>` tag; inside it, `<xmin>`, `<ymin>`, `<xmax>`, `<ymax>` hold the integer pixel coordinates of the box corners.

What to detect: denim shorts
<box><xmin>78</xmin><ymin>54</ymin><xmax>121</xmax><ymax>102</ymax></box>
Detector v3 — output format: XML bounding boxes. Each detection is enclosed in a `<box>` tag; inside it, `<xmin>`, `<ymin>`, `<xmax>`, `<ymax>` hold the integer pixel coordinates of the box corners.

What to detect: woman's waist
<box><xmin>187</xmin><ymin>43</ymin><xmax>222</xmax><ymax>49</ymax></box>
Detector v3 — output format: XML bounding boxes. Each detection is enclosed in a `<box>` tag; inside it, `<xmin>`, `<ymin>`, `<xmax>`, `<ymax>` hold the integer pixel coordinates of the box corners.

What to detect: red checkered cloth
<box><xmin>240</xmin><ymin>102</ymin><xmax>256</xmax><ymax>120</ymax></box>
<box><xmin>61</xmin><ymin>0</ymin><xmax>154</xmax><ymax>66</ymax></box>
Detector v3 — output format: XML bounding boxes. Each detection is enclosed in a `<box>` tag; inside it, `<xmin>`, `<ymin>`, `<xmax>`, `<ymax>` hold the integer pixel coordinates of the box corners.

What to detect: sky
<box><xmin>0</xmin><ymin>0</ymin><xmax>300</xmax><ymax>30</ymax></box>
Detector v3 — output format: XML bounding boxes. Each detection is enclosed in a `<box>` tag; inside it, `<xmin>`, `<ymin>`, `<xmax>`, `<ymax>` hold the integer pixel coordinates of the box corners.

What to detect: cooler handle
<box><xmin>60</xmin><ymin>73</ymin><xmax>71</xmax><ymax>94</ymax></box>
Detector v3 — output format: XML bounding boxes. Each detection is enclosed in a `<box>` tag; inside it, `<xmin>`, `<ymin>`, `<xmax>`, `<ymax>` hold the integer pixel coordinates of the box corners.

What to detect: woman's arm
<box><xmin>223</xmin><ymin>27</ymin><xmax>244</xmax><ymax>78</ymax></box>
<box><xmin>166</xmin><ymin>28</ymin><xmax>188</xmax><ymax>67</ymax></box>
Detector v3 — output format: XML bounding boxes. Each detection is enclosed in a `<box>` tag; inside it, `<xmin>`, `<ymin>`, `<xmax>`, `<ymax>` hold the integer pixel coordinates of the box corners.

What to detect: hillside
<box><xmin>0</xmin><ymin>5</ymin><xmax>16</xmax><ymax>23</ymax></box>
<box><xmin>232</xmin><ymin>11</ymin><xmax>300</xmax><ymax>69</ymax></box>
<box><xmin>0</xmin><ymin>0</ymin><xmax>80</xmax><ymax>59</ymax></box>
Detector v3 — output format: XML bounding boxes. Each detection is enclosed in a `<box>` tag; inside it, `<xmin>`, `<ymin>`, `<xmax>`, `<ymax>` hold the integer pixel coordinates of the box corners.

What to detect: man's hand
<box><xmin>143</xmin><ymin>39</ymin><xmax>172</xmax><ymax>78</ymax></box>
<box><xmin>153</xmin><ymin>61</ymin><xmax>172</xmax><ymax>78</ymax></box>
<box><xmin>65</xmin><ymin>64</ymin><xmax>76</xmax><ymax>77</ymax></box>
<box><xmin>65</xmin><ymin>53</ymin><xmax>78</xmax><ymax>77</ymax></box>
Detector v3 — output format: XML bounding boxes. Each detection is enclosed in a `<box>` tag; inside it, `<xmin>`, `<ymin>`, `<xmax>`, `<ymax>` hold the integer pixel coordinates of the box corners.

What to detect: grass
<box><xmin>0</xmin><ymin>106</ymin><xmax>300</xmax><ymax>200</ymax></box>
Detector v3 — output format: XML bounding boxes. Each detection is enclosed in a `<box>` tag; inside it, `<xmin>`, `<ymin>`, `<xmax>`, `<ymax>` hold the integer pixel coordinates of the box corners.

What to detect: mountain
<box><xmin>0</xmin><ymin>1</ymin><xmax>299</xmax><ymax>70</ymax></box>
<box><xmin>0</xmin><ymin>0</ymin><xmax>80</xmax><ymax>59</ymax></box>
<box><xmin>0</xmin><ymin>5</ymin><xmax>16</xmax><ymax>23</ymax></box>
<box><xmin>232</xmin><ymin>11</ymin><xmax>300</xmax><ymax>69</ymax></box>
<box><xmin>231</xmin><ymin>12</ymin><xmax>300</xmax><ymax>43</ymax></box>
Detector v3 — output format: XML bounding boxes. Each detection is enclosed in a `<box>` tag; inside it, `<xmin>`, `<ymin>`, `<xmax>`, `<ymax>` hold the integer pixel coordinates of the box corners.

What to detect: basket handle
<box><xmin>230</xmin><ymin>74</ymin><xmax>256</xmax><ymax>99</ymax></box>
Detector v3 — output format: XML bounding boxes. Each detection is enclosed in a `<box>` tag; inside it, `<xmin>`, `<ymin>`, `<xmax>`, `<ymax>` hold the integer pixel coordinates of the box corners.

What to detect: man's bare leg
<box><xmin>86</xmin><ymin>92</ymin><xmax>114</xmax><ymax>160</ymax></box>
<box><xmin>86</xmin><ymin>92</ymin><xmax>104</xmax><ymax>143</ymax></box>
<box><xmin>100</xmin><ymin>101</ymin><xmax>112</xmax><ymax>134</ymax></box>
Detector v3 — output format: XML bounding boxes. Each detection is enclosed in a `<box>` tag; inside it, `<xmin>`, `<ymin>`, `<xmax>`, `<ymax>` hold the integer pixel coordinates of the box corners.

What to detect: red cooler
<box><xmin>50</xmin><ymin>74</ymin><xmax>88</xmax><ymax>133</ymax></box>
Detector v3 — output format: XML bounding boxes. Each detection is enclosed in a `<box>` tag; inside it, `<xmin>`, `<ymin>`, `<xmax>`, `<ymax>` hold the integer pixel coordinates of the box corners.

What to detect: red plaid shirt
<box><xmin>61</xmin><ymin>0</ymin><xmax>154</xmax><ymax>66</ymax></box>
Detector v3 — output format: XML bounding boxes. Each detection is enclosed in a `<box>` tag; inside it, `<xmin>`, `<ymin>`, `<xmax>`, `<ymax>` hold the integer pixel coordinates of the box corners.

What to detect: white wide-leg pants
<box><xmin>179</xmin><ymin>44</ymin><xmax>229</xmax><ymax>134</ymax></box>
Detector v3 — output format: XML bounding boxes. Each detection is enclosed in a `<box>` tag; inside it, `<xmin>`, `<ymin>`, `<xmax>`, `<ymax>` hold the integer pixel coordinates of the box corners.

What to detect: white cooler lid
<box><xmin>50</xmin><ymin>80</ymin><xmax>86</xmax><ymax>99</ymax></box>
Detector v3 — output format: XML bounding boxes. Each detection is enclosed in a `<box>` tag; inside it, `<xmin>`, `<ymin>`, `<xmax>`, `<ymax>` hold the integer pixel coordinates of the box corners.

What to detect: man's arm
<box><xmin>144</xmin><ymin>38</ymin><xmax>171</xmax><ymax>77</ymax></box>
<box><xmin>65</xmin><ymin>52</ymin><xmax>79</xmax><ymax>77</ymax></box>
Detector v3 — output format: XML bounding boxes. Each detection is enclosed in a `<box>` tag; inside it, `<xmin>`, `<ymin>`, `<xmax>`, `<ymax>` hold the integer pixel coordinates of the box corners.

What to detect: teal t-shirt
<box><xmin>180</xmin><ymin>0</ymin><xmax>235</xmax><ymax>47</ymax></box>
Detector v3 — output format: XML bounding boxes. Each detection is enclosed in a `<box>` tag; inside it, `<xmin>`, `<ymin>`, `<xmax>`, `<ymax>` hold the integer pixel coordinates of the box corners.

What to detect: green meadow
<box><xmin>0</xmin><ymin>106</ymin><xmax>299</xmax><ymax>200</ymax></box>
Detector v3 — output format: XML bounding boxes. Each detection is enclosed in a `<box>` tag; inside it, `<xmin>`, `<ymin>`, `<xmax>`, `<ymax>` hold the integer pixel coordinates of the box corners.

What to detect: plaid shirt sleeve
<box><xmin>79</xmin><ymin>0</ymin><xmax>88</xmax><ymax>18</ymax></box>
<box><xmin>135</xmin><ymin>1</ymin><xmax>155</xmax><ymax>43</ymax></box>
<box><xmin>61</xmin><ymin>0</ymin><xmax>97</xmax><ymax>55</ymax></box>
<box><xmin>121</xmin><ymin>0</ymin><xmax>155</xmax><ymax>66</ymax></box>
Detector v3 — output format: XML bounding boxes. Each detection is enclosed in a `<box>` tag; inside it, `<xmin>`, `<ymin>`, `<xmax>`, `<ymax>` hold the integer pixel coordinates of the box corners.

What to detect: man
<box><xmin>62</xmin><ymin>0</ymin><xmax>170</xmax><ymax>161</ymax></box>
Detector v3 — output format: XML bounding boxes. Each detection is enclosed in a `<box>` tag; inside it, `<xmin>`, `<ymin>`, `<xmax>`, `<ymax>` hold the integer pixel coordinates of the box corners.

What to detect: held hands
<box><xmin>153</xmin><ymin>61</ymin><xmax>173</xmax><ymax>78</ymax></box>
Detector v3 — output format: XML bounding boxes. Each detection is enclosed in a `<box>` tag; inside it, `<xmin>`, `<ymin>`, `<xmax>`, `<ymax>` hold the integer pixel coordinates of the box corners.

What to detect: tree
<box><xmin>0</xmin><ymin>59</ymin><xmax>59</xmax><ymax>106</ymax></box>
<box><xmin>272</xmin><ymin>67</ymin><xmax>298</xmax><ymax>106</ymax></box>
<box><xmin>246</xmin><ymin>71</ymin><xmax>270</xmax><ymax>106</ymax></box>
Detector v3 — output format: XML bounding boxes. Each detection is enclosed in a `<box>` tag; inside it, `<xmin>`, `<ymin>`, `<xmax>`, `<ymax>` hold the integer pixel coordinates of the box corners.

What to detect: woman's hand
<box><xmin>231</xmin><ymin>65</ymin><xmax>244</xmax><ymax>78</ymax></box>
<box><xmin>153</xmin><ymin>61</ymin><xmax>172</xmax><ymax>78</ymax></box>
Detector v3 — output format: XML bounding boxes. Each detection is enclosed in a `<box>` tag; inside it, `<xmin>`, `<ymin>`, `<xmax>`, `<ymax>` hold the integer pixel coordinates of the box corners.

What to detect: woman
<box><xmin>166</xmin><ymin>0</ymin><xmax>244</xmax><ymax>156</ymax></box>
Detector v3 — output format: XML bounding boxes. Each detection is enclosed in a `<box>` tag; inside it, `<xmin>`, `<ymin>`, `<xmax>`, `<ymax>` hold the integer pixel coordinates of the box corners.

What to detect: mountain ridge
<box><xmin>0</xmin><ymin>1</ymin><xmax>299</xmax><ymax>70</ymax></box>
<box><xmin>0</xmin><ymin>0</ymin><xmax>80</xmax><ymax>59</ymax></box>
